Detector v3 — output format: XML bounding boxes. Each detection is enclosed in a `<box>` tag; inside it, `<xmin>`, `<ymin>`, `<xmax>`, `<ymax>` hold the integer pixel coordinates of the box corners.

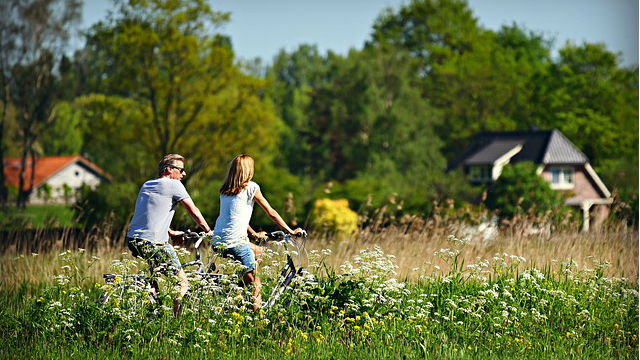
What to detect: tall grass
<box><xmin>0</xmin><ymin>231</ymin><xmax>637</xmax><ymax>359</ymax></box>
<box><xmin>310</xmin><ymin>223</ymin><xmax>638</xmax><ymax>281</ymax></box>
<box><xmin>1</xmin><ymin>219</ymin><xmax>637</xmax><ymax>290</ymax></box>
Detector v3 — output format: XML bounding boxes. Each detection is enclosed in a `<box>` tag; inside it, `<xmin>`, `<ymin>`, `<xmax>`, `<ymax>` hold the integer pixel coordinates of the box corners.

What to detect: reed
<box><xmin>1</xmin><ymin>218</ymin><xmax>636</xmax><ymax>290</ymax></box>
<box><xmin>309</xmin><ymin>222</ymin><xmax>638</xmax><ymax>281</ymax></box>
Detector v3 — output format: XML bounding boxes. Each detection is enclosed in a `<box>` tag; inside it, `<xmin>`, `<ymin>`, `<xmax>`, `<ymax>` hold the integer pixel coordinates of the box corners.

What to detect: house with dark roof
<box><xmin>3</xmin><ymin>155</ymin><xmax>110</xmax><ymax>205</ymax></box>
<box><xmin>447</xmin><ymin>129</ymin><xmax>612</xmax><ymax>231</ymax></box>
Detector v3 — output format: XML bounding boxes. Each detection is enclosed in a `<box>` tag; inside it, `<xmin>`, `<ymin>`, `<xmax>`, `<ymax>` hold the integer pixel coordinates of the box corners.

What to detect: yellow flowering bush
<box><xmin>310</xmin><ymin>198</ymin><xmax>358</xmax><ymax>239</ymax></box>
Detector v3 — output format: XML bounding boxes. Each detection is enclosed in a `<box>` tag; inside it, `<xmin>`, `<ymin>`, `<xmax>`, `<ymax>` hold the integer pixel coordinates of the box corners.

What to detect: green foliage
<box><xmin>310</xmin><ymin>198</ymin><xmax>358</xmax><ymax>239</ymax></box>
<box><xmin>81</xmin><ymin>0</ymin><xmax>279</xmax><ymax>185</ymax></box>
<box><xmin>249</xmin><ymin>164</ymin><xmax>312</xmax><ymax>229</ymax></box>
<box><xmin>0</xmin><ymin>204</ymin><xmax>76</xmax><ymax>229</ymax></box>
<box><xmin>36</xmin><ymin>183</ymin><xmax>53</xmax><ymax>204</ymax></box>
<box><xmin>73</xmin><ymin>94</ymin><xmax>154</xmax><ymax>183</ymax></box>
<box><xmin>485</xmin><ymin>162</ymin><xmax>565</xmax><ymax>219</ymax></box>
<box><xmin>540</xmin><ymin>43</ymin><xmax>639</xmax><ymax>193</ymax></box>
<box><xmin>1</xmin><ymin>0</ymin><xmax>82</xmax><ymax>207</ymax></box>
<box><xmin>367</xmin><ymin>0</ymin><xmax>637</xmax><ymax>204</ymax></box>
<box><xmin>268</xmin><ymin>43</ymin><xmax>446</xmax><ymax>214</ymax></box>
<box><xmin>40</xmin><ymin>101</ymin><xmax>83</xmax><ymax>155</ymax></box>
<box><xmin>75</xmin><ymin>182</ymin><xmax>139</xmax><ymax>228</ymax></box>
<box><xmin>5</xmin><ymin>0</ymin><xmax>635</xmax><ymax>230</ymax></box>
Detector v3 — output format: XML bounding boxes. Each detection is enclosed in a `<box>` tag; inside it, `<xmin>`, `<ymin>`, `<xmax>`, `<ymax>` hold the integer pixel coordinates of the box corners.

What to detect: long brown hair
<box><xmin>219</xmin><ymin>154</ymin><xmax>254</xmax><ymax>196</ymax></box>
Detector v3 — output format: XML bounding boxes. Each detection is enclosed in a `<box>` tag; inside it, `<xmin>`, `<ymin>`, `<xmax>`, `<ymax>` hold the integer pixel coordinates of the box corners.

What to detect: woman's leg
<box><xmin>249</xmin><ymin>242</ymin><xmax>264</xmax><ymax>266</ymax></box>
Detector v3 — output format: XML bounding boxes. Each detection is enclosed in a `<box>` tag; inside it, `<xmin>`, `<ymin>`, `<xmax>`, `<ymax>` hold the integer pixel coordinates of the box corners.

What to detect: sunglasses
<box><xmin>168</xmin><ymin>164</ymin><xmax>186</xmax><ymax>174</ymax></box>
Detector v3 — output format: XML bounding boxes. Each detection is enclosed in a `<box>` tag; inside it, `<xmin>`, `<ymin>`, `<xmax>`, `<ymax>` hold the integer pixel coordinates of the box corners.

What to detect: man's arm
<box><xmin>179</xmin><ymin>197</ymin><xmax>212</xmax><ymax>233</ymax></box>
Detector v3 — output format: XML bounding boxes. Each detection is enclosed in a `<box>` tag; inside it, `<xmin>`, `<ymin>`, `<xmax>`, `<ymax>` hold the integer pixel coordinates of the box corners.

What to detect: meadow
<box><xmin>0</xmin><ymin>222</ymin><xmax>638</xmax><ymax>359</ymax></box>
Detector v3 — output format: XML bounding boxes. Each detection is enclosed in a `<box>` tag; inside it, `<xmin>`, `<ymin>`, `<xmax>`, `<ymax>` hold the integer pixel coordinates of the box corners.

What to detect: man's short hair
<box><xmin>158</xmin><ymin>154</ymin><xmax>185</xmax><ymax>176</ymax></box>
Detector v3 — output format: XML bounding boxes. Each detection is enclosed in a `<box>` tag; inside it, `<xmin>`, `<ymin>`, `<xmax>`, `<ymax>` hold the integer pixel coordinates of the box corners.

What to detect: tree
<box><xmin>0</xmin><ymin>0</ymin><xmax>81</xmax><ymax>208</ymax></box>
<box><xmin>10</xmin><ymin>51</ymin><xmax>58</xmax><ymax>207</ymax></box>
<box><xmin>268</xmin><ymin>43</ymin><xmax>446</xmax><ymax>211</ymax></box>
<box><xmin>485</xmin><ymin>162</ymin><xmax>564</xmax><ymax>220</ymax></box>
<box><xmin>370</xmin><ymin>0</ymin><xmax>481</xmax><ymax>73</ymax></box>
<box><xmin>81</xmin><ymin>0</ymin><xmax>278</xmax><ymax>185</ymax></box>
<box><xmin>40</xmin><ymin>101</ymin><xmax>83</xmax><ymax>156</ymax></box>
<box><xmin>540</xmin><ymin>43</ymin><xmax>638</xmax><ymax>194</ymax></box>
<box><xmin>368</xmin><ymin>1</ymin><xmax>559</xmax><ymax>159</ymax></box>
<box><xmin>267</xmin><ymin>44</ymin><xmax>331</xmax><ymax>178</ymax></box>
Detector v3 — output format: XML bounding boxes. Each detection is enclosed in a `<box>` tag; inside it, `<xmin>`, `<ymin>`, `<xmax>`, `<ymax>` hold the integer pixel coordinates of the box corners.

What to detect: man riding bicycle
<box><xmin>125</xmin><ymin>154</ymin><xmax>212</xmax><ymax>316</ymax></box>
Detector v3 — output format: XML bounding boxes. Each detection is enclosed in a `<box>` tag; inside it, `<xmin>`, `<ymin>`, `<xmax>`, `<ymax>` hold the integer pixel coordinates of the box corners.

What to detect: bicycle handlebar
<box><xmin>182</xmin><ymin>228</ymin><xmax>307</xmax><ymax>249</ymax></box>
<box><xmin>268</xmin><ymin>230</ymin><xmax>307</xmax><ymax>241</ymax></box>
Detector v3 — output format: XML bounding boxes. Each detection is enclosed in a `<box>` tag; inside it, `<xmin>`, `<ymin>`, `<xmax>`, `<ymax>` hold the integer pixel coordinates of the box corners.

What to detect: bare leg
<box><xmin>249</xmin><ymin>242</ymin><xmax>264</xmax><ymax>266</ymax></box>
<box><xmin>243</xmin><ymin>270</ymin><xmax>262</xmax><ymax>311</ymax></box>
<box><xmin>173</xmin><ymin>269</ymin><xmax>189</xmax><ymax>317</ymax></box>
<box><xmin>176</xmin><ymin>269</ymin><xmax>189</xmax><ymax>298</ymax></box>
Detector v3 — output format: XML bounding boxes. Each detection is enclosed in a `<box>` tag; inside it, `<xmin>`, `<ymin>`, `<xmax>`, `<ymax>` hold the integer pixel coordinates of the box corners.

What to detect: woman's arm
<box><xmin>254</xmin><ymin>189</ymin><xmax>303</xmax><ymax>236</ymax></box>
<box><xmin>179</xmin><ymin>197</ymin><xmax>212</xmax><ymax>233</ymax></box>
<box><xmin>247</xmin><ymin>225</ymin><xmax>267</xmax><ymax>241</ymax></box>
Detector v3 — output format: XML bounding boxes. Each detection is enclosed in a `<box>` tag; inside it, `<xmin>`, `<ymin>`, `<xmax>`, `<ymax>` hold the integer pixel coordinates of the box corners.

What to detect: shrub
<box><xmin>75</xmin><ymin>182</ymin><xmax>139</xmax><ymax>228</ymax></box>
<box><xmin>310</xmin><ymin>198</ymin><xmax>358</xmax><ymax>239</ymax></box>
<box><xmin>485</xmin><ymin>162</ymin><xmax>565</xmax><ymax>220</ymax></box>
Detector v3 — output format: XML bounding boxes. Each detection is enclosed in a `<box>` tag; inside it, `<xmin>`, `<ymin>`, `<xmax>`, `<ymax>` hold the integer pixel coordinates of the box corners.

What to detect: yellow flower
<box><xmin>354</xmin><ymin>326</ymin><xmax>361</xmax><ymax>331</ymax></box>
<box><xmin>355</xmin><ymin>315</ymin><xmax>361</xmax><ymax>321</ymax></box>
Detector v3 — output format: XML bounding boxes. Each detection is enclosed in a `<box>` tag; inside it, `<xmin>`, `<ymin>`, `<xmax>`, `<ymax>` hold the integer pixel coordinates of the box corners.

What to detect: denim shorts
<box><xmin>212</xmin><ymin>239</ymin><xmax>256</xmax><ymax>274</ymax></box>
<box><xmin>126</xmin><ymin>237</ymin><xmax>182</xmax><ymax>275</ymax></box>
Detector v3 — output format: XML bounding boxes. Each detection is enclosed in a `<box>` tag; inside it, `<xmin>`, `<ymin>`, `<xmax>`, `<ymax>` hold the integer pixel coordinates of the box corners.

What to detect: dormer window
<box><xmin>550</xmin><ymin>167</ymin><xmax>574</xmax><ymax>189</ymax></box>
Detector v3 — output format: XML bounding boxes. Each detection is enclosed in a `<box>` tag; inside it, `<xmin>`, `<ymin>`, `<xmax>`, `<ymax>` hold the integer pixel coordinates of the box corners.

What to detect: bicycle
<box><xmin>100</xmin><ymin>229</ymin><xmax>308</xmax><ymax>311</ymax></box>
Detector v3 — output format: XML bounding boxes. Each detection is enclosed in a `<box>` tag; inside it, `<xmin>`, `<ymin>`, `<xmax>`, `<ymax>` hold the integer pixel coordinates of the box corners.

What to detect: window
<box><xmin>550</xmin><ymin>167</ymin><xmax>574</xmax><ymax>188</ymax></box>
<box><xmin>469</xmin><ymin>165</ymin><xmax>492</xmax><ymax>182</ymax></box>
<box><xmin>75</xmin><ymin>171</ymin><xmax>80</xmax><ymax>177</ymax></box>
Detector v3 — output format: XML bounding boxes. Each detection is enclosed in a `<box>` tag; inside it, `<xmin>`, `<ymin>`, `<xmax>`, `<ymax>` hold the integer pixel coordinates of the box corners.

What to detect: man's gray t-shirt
<box><xmin>126</xmin><ymin>177</ymin><xmax>190</xmax><ymax>244</ymax></box>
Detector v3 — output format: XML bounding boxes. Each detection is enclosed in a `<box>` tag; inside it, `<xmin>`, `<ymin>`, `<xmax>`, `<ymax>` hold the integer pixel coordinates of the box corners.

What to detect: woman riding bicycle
<box><xmin>212</xmin><ymin>154</ymin><xmax>305</xmax><ymax>310</ymax></box>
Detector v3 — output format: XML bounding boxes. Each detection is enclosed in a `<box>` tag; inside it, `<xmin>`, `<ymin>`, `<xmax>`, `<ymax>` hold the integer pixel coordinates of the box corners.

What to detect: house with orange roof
<box><xmin>3</xmin><ymin>155</ymin><xmax>110</xmax><ymax>205</ymax></box>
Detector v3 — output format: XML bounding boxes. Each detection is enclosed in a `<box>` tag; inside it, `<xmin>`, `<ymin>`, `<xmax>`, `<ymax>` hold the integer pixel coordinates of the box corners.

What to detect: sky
<box><xmin>80</xmin><ymin>0</ymin><xmax>639</xmax><ymax>67</ymax></box>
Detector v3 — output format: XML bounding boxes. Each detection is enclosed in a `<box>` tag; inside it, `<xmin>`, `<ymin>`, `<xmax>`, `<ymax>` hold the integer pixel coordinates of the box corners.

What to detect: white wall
<box><xmin>29</xmin><ymin>162</ymin><xmax>103</xmax><ymax>205</ymax></box>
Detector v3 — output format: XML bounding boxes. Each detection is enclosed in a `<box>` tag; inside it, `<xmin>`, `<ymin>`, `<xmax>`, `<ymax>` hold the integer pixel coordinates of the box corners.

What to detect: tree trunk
<box><xmin>0</xmin><ymin>83</ymin><xmax>8</xmax><ymax>208</ymax></box>
<box><xmin>28</xmin><ymin>146</ymin><xmax>36</xmax><ymax>201</ymax></box>
<box><xmin>17</xmin><ymin>141</ymin><xmax>28</xmax><ymax>208</ymax></box>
